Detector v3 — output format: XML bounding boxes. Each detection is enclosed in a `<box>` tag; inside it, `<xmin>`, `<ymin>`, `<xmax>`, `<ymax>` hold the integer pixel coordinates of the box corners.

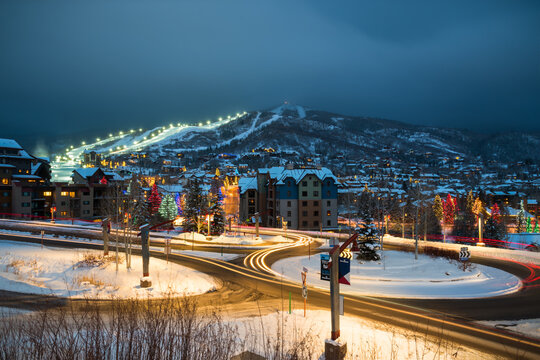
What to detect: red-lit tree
<box><xmin>443</xmin><ymin>194</ymin><xmax>456</xmax><ymax>225</ymax></box>
<box><xmin>148</xmin><ymin>183</ymin><xmax>162</xmax><ymax>215</ymax></box>
<box><xmin>491</xmin><ymin>203</ymin><xmax>501</xmax><ymax>223</ymax></box>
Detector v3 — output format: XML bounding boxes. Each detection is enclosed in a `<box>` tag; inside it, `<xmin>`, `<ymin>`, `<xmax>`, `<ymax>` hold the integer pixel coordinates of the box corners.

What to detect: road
<box><xmin>0</xmin><ymin>225</ymin><xmax>539</xmax><ymax>359</ymax></box>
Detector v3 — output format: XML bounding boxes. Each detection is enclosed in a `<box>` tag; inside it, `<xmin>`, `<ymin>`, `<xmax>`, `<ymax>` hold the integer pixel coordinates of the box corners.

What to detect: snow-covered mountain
<box><xmin>54</xmin><ymin>104</ymin><xmax>540</xmax><ymax>172</ymax></box>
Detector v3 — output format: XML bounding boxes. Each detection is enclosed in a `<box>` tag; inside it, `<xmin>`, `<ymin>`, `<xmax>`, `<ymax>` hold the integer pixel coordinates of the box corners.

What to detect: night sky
<box><xmin>1</xmin><ymin>0</ymin><xmax>539</xmax><ymax>152</ymax></box>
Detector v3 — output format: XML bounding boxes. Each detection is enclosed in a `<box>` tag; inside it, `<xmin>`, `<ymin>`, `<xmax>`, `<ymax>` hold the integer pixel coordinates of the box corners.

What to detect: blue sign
<box><xmin>338</xmin><ymin>257</ymin><xmax>351</xmax><ymax>285</ymax></box>
<box><xmin>320</xmin><ymin>254</ymin><xmax>330</xmax><ymax>281</ymax></box>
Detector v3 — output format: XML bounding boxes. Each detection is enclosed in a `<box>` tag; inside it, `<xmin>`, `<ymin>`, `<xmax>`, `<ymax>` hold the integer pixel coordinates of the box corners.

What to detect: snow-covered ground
<box><xmin>272</xmin><ymin>250</ymin><xmax>521</xmax><ymax>299</ymax></box>
<box><xmin>233</xmin><ymin>310</ymin><xmax>492</xmax><ymax>359</ymax></box>
<box><xmin>0</xmin><ymin>240</ymin><xmax>217</xmax><ymax>299</ymax></box>
<box><xmin>479</xmin><ymin>318</ymin><xmax>540</xmax><ymax>340</ymax></box>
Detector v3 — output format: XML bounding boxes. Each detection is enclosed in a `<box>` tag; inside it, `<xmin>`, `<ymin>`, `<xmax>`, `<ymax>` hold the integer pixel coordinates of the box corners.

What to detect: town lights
<box><xmin>119</xmin><ymin>131</ymin><xmax>123</xmax><ymax>135</ymax></box>
<box><xmin>170</xmin><ymin>124</ymin><xmax>174</xmax><ymax>128</ymax></box>
<box><xmin>143</xmin><ymin>137</ymin><xmax>147</xmax><ymax>140</ymax></box>
<box><xmin>139</xmin><ymin>128</ymin><xmax>143</xmax><ymax>132</ymax></box>
<box><xmin>82</xmin><ymin>141</ymin><xmax>86</xmax><ymax>145</ymax></box>
<box><xmin>219</xmin><ymin>117</ymin><xmax>223</xmax><ymax>121</ymax></box>
<box><xmin>96</xmin><ymin>138</ymin><xmax>100</xmax><ymax>141</ymax></box>
<box><xmin>109</xmin><ymin>134</ymin><xmax>113</xmax><ymax>137</ymax></box>
<box><xmin>130</xmin><ymin>129</ymin><xmax>134</xmax><ymax>133</ymax></box>
<box><xmin>152</xmin><ymin>134</ymin><xmax>155</xmax><ymax>137</ymax></box>
<box><xmin>198</xmin><ymin>122</ymin><xmax>203</xmax><ymax>126</ymax></box>
<box><xmin>206</xmin><ymin>120</ymin><xmax>211</xmax><ymax>125</ymax></box>
<box><xmin>227</xmin><ymin>115</ymin><xmax>231</xmax><ymax>119</ymax></box>
<box><xmin>70</xmin><ymin>145</ymin><xmax>74</xmax><ymax>149</ymax></box>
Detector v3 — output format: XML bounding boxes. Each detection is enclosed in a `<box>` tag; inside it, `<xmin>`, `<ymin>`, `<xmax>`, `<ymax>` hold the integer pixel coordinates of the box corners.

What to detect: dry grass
<box><xmin>73</xmin><ymin>253</ymin><xmax>122</xmax><ymax>269</ymax></box>
<box><xmin>76</xmin><ymin>274</ymin><xmax>106</xmax><ymax>287</ymax></box>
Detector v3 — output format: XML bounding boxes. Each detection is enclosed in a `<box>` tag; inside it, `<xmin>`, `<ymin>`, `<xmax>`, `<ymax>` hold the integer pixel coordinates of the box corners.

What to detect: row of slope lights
<box><xmin>63</xmin><ymin>111</ymin><xmax>247</xmax><ymax>155</ymax></box>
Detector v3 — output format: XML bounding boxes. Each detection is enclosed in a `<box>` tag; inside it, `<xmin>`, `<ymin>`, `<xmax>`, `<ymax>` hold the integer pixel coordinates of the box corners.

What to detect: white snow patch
<box><xmin>272</xmin><ymin>250</ymin><xmax>521</xmax><ymax>299</ymax></box>
<box><xmin>0</xmin><ymin>240</ymin><xmax>217</xmax><ymax>299</ymax></box>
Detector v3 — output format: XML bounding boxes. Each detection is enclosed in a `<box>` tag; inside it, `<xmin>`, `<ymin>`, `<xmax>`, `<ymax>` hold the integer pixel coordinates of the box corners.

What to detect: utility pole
<box><xmin>478</xmin><ymin>213</ymin><xmax>485</xmax><ymax>246</ymax></box>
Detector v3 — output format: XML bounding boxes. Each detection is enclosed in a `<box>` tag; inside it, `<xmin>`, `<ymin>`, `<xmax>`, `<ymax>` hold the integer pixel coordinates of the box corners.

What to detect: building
<box><xmin>239</xmin><ymin>166</ymin><xmax>338</xmax><ymax>230</ymax></box>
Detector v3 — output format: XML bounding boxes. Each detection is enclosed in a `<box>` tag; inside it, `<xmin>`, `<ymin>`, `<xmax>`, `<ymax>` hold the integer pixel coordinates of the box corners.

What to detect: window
<box><xmin>60</xmin><ymin>211</ymin><xmax>67</xmax><ymax>216</ymax></box>
<box><xmin>313</xmin><ymin>181</ymin><xmax>318</xmax><ymax>186</ymax></box>
<box><xmin>43</xmin><ymin>191</ymin><xmax>52</xmax><ymax>196</ymax></box>
<box><xmin>314</xmin><ymin>201</ymin><xmax>319</xmax><ymax>206</ymax></box>
<box><xmin>287</xmin><ymin>211</ymin><xmax>291</xmax><ymax>217</ymax></box>
<box><xmin>61</xmin><ymin>191</ymin><xmax>68</xmax><ymax>196</ymax></box>
<box><xmin>248</xmin><ymin>199</ymin><xmax>255</xmax><ymax>205</ymax></box>
<box><xmin>70</xmin><ymin>192</ymin><xmax>76</xmax><ymax>198</ymax></box>
<box><xmin>21</xmin><ymin>202</ymin><xmax>30</xmax><ymax>207</ymax></box>
<box><xmin>302</xmin><ymin>191</ymin><xmax>307</xmax><ymax>196</ymax></box>
<box><xmin>83</xmin><ymin>201</ymin><xmax>90</xmax><ymax>205</ymax></box>
<box><xmin>302</xmin><ymin>181</ymin><xmax>307</xmax><ymax>186</ymax></box>
<box><xmin>287</xmin><ymin>191</ymin><xmax>291</xmax><ymax>197</ymax></box>
<box><xmin>287</xmin><ymin>201</ymin><xmax>291</xmax><ymax>207</ymax></box>
<box><xmin>83</xmin><ymin>191</ymin><xmax>90</xmax><ymax>196</ymax></box>
<box><xmin>314</xmin><ymin>220</ymin><xmax>319</xmax><ymax>227</ymax></box>
<box><xmin>302</xmin><ymin>221</ymin><xmax>308</xmax><ymax>227</ymax></box>
<box><xmin>22</xmin><ymin>192</ymin><xmax>31</xmax><ymax>197</ymax></box>
<box><xmin>1</xmin><ymin>178</ymin><xmax>7</xmax><ymax>185</ymax></box>
<box><xmin>287</xmin><ymin>181</ymin><xmax>292</xmax><ymax>187</ymax></box>
<box><xmin>327</xmin><ymin>220</ymin><xmax>331</xmax><ymax>226</ymax></box>
<box><xmin>327</xmin><ymin>210</ymin><xmax>331</xmax><ymax>216</ymax></box>
<box><xmin>302</xmin><ymin>201</ymin><xmax>307</xmax><ymax>207</ymax></box>
<box><xmin>313</xmin><ymin>191</ymin><xmax>319</xmax><ymax>197</ymax></box>
<box><xmin>327</xmin><ymin>190</ymin><xmax>331</xmax><ymax>197</ymax></box>
<box><xmin>302</xmin><ymin>211</ymin><xmax>308</xmax><ymax>216</ymax></box>
<box><xmin>2</xmin><ymin>203</ymin><xmax>8</xmax><ymax>208</ymax></box>
<box><xmin>327</xmin><ymin>181</ymin><xmax>332</xmax><ymax>186</ymax></box>
<box><xmin>249</xmin><ymin>207</ymin><xmax>255</xmax><ymax>214</ymax></box>
<box><xmin>61</xmin><ymin>201</ymin><xmax>66</xmax><ymax>206</ymax></box>
<box><xmin>314</xmin><ymin>211</ymin><xmax>319</xmax><ymax>216</ymax></box>
<box><xmin>327</xmin><ymin>200</ymin><xmax>331</xmax><ymax>207</ymax></box>
<box><xmin>2</xmin><ymin>192</ymin><xmax>8</xmax><ymax>197</ymax></box>
<box><xmin>83</xmin><ymin>210</ymin><xmax>90</xmax><ymax>215</ymax></box>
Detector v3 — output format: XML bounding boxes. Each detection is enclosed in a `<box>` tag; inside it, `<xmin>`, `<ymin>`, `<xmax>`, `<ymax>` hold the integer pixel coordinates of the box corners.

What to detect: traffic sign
<box><xmin>302</xmin><ymin>286</ymin><xmax>308</xmax><ymax>299</ymax></box>
<box><xmin>320</xmin><ymin>254</ymin><xmax>331</xmax><ymax>281</ymax></box>
<box><xmin>459</xmin><ymin>247</ymin><xmax>470</xmax><ymax>261</ymax></box>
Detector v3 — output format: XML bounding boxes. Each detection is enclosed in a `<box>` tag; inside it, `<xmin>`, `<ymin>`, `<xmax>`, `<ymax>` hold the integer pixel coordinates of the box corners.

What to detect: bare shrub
<box><xmin>73</xmin><ymin>253</ymin><xmax>122</xmax><ymax>269</ymax></box>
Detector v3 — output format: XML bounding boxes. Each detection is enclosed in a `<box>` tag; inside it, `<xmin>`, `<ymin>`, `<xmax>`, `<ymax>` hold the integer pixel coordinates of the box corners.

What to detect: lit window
<box><xmin>43</xmin><ymin>191</ymin><xmax>52</xmax><ymax>196</ymax></box>
<box><xmin>1</xmin><ymin>178</ymin><xmax>7</xmax><ymax>185</ymax></box>
<box><xmin>61</xmin><ymin>191</ymin><xmax>68</xmax><ymax>196</ymax></box>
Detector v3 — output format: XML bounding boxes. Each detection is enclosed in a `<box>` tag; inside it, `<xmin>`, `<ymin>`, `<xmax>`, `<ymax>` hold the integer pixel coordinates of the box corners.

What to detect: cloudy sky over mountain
<box><xmin>1</xmin><ymin>0</ymin><xmax>539</xmax><ymax>146</ymax></box>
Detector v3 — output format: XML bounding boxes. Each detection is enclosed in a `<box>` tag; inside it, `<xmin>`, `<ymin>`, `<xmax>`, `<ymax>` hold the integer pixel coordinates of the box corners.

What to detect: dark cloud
<box><xmin>1</xmin><ymin>0</ymin><xmax>539</xmax><ymax>150</ymax></box>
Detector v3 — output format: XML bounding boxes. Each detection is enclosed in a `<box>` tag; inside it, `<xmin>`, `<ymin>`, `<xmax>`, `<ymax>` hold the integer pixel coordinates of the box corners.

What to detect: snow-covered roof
<box><xmin>259</xmin><ymin>166</ymin><xmax>337</xmax><ymax>185</ymax></box>
<box><xmin>238</xmin><ymin>176</ymin><xmax>258</xmax><ymax>194</ymax></box>
<box><xmin>12</xmin><ymin>174</ymin><xmax>41</xmax><ymax>180</ymax></box>
<box><xmin>0</xmin><ymin>138</ymin><xmax>23</xmax><ymax>150</ymax></box>
<box><xmin>72</xmin><ymin>168</ymin><xmax>101</xmax><ymax>178</ymax></box>
<box><xmin>158</xmin><ymin>184</ymin><xmax>184</xmax><ymax>194</ymax></box>
<box><xmin>0</xmin><ymin>164</ymin><xmax>15</xmax><ymax>168</ymax></box>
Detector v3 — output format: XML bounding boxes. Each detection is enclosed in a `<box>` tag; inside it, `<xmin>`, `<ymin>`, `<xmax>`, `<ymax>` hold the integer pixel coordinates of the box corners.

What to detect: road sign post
<box><xmin>255</xmin><ymin>212</ymin><xmax>260</xmax><ymax>238</ymax></box>
<box><xmin>102</xmin><ymin>218</ymin><xmax>110</xmax><ymax>256</ymax></box>
<box><xmin>139</xmin><ymin>224</ymin><xmax>152</xmax><ymax>288</ymax></box>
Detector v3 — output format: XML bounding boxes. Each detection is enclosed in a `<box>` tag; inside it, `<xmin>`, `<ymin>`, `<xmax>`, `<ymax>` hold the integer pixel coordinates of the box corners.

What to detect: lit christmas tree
<box><xmin>159</xmin><ymin>194</ymin><xmax>178</xmax><ymax>222</ymax></box>
<box><xmin>535</xmin><ymin>219</ymin><xmax>540</xmax><ymax>233</ymax></box>
<box><xmin>443</xmin><ymin>194</ymin><xmax>456</xmax><ymax>225</ymax></box>
<box><xmin>174</xmin><ymin>192</ymin><xmax>183</xmax><ymax>216</ymax></box>
<box><xmin>526</xmin><ymin>217</ymin><xmax>532</xmax><ymax>233</ymax></box>
<box><xmin>433</xmin><ymin>194</ymin><xmax>443</xmax><ymax>222</ymax></box>
<box><xmin>132</xmin><ymin>198</ymin><xmax>150</xmax><ymax>227</ymax></box>
<box><xmin>209</xmin><ymin>188</ymin><xmax>225</xmax><ymax>235</ymax></box>
<box><xmin>148</xmin><ymin>183</ymin><xmax>162</xmax><ymax>215</ymax></box>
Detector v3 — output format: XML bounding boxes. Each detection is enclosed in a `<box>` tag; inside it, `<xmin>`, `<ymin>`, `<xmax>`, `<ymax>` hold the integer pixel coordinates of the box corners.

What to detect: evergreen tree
<box><xmin>433</xmin><ymin>195</ymin><xmax>443</xmax><ymax>222</ymax></box>
<box><xmin>182</xmin><ymin>180</ymin><xmax>207</xmax><ymax>233</ymax></box>
<box><xmin>209</xmin><ymin>189</ymin><xmax>226</xmax><ymax>235</ymax></box>
<box><xmin>148</xmin><ymin>183</ymin><xmax>162</xmax><ymax>215</ymax></box>
<box><xmin>534</xmin><ymin>219</ymin><xmax>540</xmax><ymax>233</ymax></box>
<box><xmin>526</xmin><ymin>217</ymin><xmax>532</xmax><ymax>233</ymax></box>
<box><xmin>453</xmin><ymin>191</ymin><xmax>476</xmax><ymax>237</ymax></box>
<box><xmin>355</xmin><ymin>190</ymin><xmax>380</xmax><ymax>261</ymax></box>
<box><xmin>132</xmin><ymin>198</ymin><xmax>151</xmax><ymax>228</ymax></box>
<box><xmin>159</xmin><ymin>194</ymin><xmax>178</xmax><ymax>222</ymax></box>
<box><xmin>516</xmin><ymin>200</ymin><xmax>526</xmax><ymax>233</ymax></box>
<box><xmin>484</xmin><ymin>204</ymin><xmax>507</xmax><ymax>241</ymax></box>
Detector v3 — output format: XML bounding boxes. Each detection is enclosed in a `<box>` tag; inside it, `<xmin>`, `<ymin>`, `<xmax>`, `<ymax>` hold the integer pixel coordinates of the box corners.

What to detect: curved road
<box><xmin>0</xmin><ymin>226</ymin><xmax>539</xmax><ymax>358</ymax></box>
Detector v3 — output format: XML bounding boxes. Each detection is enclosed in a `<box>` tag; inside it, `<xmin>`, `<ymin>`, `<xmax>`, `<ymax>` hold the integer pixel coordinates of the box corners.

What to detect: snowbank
<box><xmin>272</xmin><ymin>250</ymin><xmax>521</xmax><ymax>299</ymax></box>
<box><xmin>0</xmin><ymin>240</ymin><xmax>217</xmax><ymax>299</ymax></box>
<box><xmin>479</xmin><ymin>318</ymin><xmax>540</xmax><ymax>340</ymax></box>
